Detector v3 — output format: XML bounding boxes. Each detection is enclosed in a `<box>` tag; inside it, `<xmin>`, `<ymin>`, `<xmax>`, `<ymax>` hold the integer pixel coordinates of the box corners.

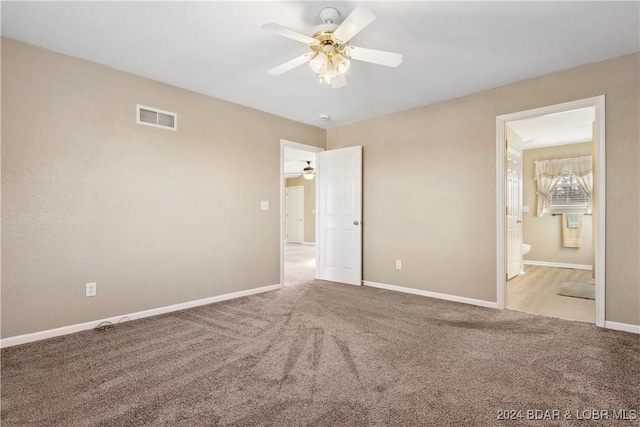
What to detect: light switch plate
<box><xmin>522</xmin><ymin>206</ymin><xmax>530</xmax><ymax>213</ymax></box>
<box><xmin>261</xmin><ymin>201</ymin><xmax>269</xmax><ymax>211</ymax></box>
<box><xmin>86</xmin><ymin>282</ymin><xmax>97</xmax><ymax>297</ymax></box>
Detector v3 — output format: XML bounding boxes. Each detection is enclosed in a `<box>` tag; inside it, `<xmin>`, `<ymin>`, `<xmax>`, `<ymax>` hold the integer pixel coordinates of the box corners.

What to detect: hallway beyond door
<box><xmin>284</xmin><ymin>243</ymin><xmax>315</xmax><ymax>286</ymax></box>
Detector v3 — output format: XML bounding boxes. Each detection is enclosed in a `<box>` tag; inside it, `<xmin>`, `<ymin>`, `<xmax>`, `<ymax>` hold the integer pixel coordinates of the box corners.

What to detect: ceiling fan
<box><xmin>262</xmin><ymin>7</ymin><xmax>403</xmax><ymax>89</ymax></box>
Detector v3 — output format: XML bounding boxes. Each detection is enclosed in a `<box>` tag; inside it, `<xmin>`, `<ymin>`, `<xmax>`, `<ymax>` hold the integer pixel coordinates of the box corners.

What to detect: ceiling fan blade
<box><xmin>331</xmin><ymin>74</ymin><xmax>347</xmax><ymax>89</ymax></box>
<box><xmin>262</xmin><ymin>23</ymin><xmax>318</xmax><ymax>45</ymax></box>
<box><xmin>345</xmin><ymin>46</ymin><xmax>403</xmax><ymax>67</ymax></box>
<box><xmin>267</xmin><ymin>53</ymin><xmax>314</xmax><ymax>76</ymax></box>
<box><xmin>332</xmin><ymin>7</ymin><xmax>375</xmax><ymax>43</ymax></box>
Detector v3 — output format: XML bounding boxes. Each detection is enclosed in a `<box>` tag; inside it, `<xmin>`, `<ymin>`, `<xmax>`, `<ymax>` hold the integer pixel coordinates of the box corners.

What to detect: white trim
<box><xmin>302</xmin><ymin>242</ymin><xmax>316</xmax><ymax>246</ymax></box>
<box><xmin>496</xmin><ymin>114</ymin><xmax>506</xmax><ymax>309</ymax></box>
<box><xmin>0</xmin><ymin>284</ymin><xmax>281</xmax><ymax>349</ymax></box>
<box><xmin>363</xmin><ymin>281</ymin><xmax>499</xmax><ymax>309</ymax></box>
<box><xmin>604</xmin><ymin>321</ymin><xmax>640</xmax><ymax>334</ymax></box>
<box><xmin>280</xmin><ymin>140</ymin><xmax>324</xmax><ymax>288</ymax></box>
<box><xmin>593</xmin><ymin>96</ymin><xmax>606</xmax><ymax>327</ymax></box>
<box><xmin>496</xmin><ymin>95</ymin><xmax>606</xmax><ymax>327</ymax></box>
<box><xmin>523</xmin><ymin>260</ymin><xmax>593</xmax><ymax>270</ymax></box>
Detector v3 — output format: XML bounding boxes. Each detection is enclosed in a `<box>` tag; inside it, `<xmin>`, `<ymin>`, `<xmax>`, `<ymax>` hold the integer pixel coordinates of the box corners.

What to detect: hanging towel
<box><xmin>566</xmin><ymin>213</ymin><xmax>579</xmax><ymax>229</ymax></box>
<box><xmin>562</xmin><ymin>213</ymin><xmax>582</xmax><ymax>248</ymax></box>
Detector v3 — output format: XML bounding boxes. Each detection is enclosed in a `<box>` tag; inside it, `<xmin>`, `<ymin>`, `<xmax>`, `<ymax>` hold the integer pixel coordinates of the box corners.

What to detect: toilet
<box><xmin>521</xmin><ymin>244</ymin><xmax>531</xmax><ymax>274</ymax></box>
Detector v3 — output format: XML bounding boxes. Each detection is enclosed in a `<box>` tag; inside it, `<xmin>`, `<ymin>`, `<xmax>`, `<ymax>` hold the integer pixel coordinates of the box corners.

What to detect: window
<box><xmin>534</xmin><ymin>155</ymin><xmax>592</xmax><ymax>216</ymax></box>
<box><xmin>548</xmin><ymin>173</ymin><xmax>589</xmax><ymax>212</ymax></box>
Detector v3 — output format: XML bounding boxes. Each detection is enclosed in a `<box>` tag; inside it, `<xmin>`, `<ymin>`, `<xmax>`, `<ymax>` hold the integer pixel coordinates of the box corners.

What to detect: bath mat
<box><xmin>557</xmin><ymin>282</ymin><xmax>595</xmax><ymax>300</ymax></box>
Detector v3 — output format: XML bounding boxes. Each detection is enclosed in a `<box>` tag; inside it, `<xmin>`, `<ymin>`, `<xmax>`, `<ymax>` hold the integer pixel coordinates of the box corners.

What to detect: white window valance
<box><xmin>534</xmin><ymin>156</ymin><xmax>593</xmax><ymax>216</ymax></box>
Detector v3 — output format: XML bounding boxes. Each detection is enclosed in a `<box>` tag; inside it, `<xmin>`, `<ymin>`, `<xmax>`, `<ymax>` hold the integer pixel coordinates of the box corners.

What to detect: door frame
<box><xmin>495</xmin><ymin>95</ymin><xmax>606</xmax><ymax>327</ymax></box>
<box><xmin>506</xmin><ymin>146</ymin><xmax>522</xmax><ymax>280</ymax></box>
<box><xmin>280</xmin><ymin>139</ymin><xmax>324</xmax><ymax>287</ymax></box>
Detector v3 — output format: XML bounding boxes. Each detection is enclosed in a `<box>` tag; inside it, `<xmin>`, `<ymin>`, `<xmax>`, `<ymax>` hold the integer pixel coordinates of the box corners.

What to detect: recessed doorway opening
<box><xmin>281</xmin><ymin>140</ymin><xmax>323</xmax><ymax>286</ymax></box>
<box><xmin>496</xmin><ymin>96</ymin><xmax>605</xmax><ymax>327</ymax></box>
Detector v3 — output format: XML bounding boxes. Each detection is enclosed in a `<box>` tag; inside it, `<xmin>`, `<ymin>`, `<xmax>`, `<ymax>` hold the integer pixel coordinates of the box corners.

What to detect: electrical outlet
<box><xmin>86</xmin><ymin>282</ymin><xmax>97</xmax><ymax>297</ymax></box>
<box><xmin>395</xmin><ymin>260</ymin><xmax>402</xmax><ymax>270</ymax></box>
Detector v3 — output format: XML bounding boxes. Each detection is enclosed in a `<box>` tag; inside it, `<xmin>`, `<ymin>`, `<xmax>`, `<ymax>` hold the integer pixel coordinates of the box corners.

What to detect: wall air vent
<box><xmin>136</xmin><ymin>105</ymin><xmax>177</xmax><ymax>130</ymax></box>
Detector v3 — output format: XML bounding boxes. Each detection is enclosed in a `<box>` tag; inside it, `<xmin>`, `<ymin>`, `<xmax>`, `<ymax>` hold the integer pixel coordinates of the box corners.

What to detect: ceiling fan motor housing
<box><xmin>319</xmin><ymin>7</ymin><xmax>340</xmax><ymax>24</ymax></box>
<box><xmin>313</xmin><ymin>7</ymin><xmax>343</xmax><ymax>51</ymax></box>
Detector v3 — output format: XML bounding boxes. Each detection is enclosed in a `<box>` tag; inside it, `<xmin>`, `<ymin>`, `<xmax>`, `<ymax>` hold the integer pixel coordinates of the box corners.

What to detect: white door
<box><xmin>506</xmin><ymin>147</ymin><xmax>521</xmax><ymax>280</ymax></box>
<box><xmin>317</xmin><ymin>146</ymin><xmax>362</xmax><ymax>285</ymax></box>
<box><xmin>286</xmin><ymin>186</ymin><xmax>304</xmax><ymax>243</ymax></box>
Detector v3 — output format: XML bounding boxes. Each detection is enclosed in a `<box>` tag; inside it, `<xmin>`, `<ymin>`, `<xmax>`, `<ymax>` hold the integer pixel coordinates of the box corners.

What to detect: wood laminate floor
<box><xmin>507</xmin><ymin>265</ymin><xmax>595</xmax><ymax>323</ymax></box>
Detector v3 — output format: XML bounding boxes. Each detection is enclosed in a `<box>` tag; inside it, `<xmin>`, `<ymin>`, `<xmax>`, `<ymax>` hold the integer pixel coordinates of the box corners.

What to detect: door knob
<box><xmin>354</xmin><ymin>220</ymin><xmax>360</xmax><ymax>225</ymax></box>
<box><xmin>517</xmin><ymin>220</ymin><xmax>522</xmax><ymax>224</ymax></box>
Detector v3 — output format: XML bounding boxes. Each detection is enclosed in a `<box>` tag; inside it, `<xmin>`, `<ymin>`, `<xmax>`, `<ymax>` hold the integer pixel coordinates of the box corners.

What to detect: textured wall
<box><xmin>1</xmin><ymin>38</ymin><xmax>325</xmax><ymax>338</ymax></box>
<box><xmin>3</xmin><ymin>38</ymin><xmax>639</xmax><ymax>339</ymax></box>
<box><xmin>327</xmin><ymin>53</ymin><xmax>640</xmax><ymax>325</ymax></box>
<box><xmin>522</xmin><ymin>142</ymin><xmax>594</xmax><ymax>266</ymax></box>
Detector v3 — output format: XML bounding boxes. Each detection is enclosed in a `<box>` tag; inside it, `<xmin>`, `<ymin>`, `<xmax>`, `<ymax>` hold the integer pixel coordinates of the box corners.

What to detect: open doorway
<box><xmin>506</xmin><ymin>108</ymin><xmax>595</xmax><ymax>323</ymax></box>
<box><xmin>281</xmin><ymin>140</ymin><xmax>323</xmax><ymax>286</ymax></box>
<box><xmin>496</xmin><ymin>96</ymin><xmax>606</xmax><ymax>327</ymax></box>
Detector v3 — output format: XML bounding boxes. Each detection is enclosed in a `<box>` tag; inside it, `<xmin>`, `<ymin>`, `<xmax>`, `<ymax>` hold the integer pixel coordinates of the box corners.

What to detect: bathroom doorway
<box><xmin>496</xmin><ymin>96</ymin><xmax>605</xmax><ymax>326</ymax></box>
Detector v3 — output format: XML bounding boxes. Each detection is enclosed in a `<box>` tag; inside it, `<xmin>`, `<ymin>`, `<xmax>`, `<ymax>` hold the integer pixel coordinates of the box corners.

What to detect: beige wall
<box><xmin>1</xmin><ymin>38</ymin><xmax>325</xmax><ymax>338</ymax></box>
<box><xmin>285</xmin><ymin>176</ymin><xmax>316</xmax><ymax>243</ymax></box>
<box><xmin>522</xmin><ymin>143</ymin><xmax>593</xmax><ymax>266</ymax></box>
<box><xmin>3</xmin><ymin>38</ymin><xmax>639</xmax><ymax>338</ymax></box>
<box><xmin>327</xmin><ymin>53</ymin><xmax>640</xmax><ymax>325</ymax></box>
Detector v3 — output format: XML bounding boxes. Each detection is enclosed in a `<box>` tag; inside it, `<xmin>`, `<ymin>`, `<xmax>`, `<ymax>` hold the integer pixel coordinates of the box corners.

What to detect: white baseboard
<box><xmin>364</xmin><ymin>281</ymin><xmax>638</xmax><ymax>334</ymax></box>
<box><xmin>604</xmin><ymin>321</ymin><xmax>640</xmax><ymax>334</ymax></box>
<box><xmin>524</xmin><ymin>260</ymin><xmax>593</xmax><ymax>270</ymax></box>
<box><xmin>0</xmin><ymin>283</ymin><xmax>282</xmax><ymax>349</ymax></box>
<box><xmin>4</xmin><ymin>281</ymin><xmax>635</xmax><ymax>348</ymax></box>
<box><xmin>302</xmin><ymin>242</ymin><xmax>316</xmax><ymax>246</ymax></box>
<box><xmin>363</xmin><ymin>281</ymin><xmax>499</xmax><ymax>309</ymax></box>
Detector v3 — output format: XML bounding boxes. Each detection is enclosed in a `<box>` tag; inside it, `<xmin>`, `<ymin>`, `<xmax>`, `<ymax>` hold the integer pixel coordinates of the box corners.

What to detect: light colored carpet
<box><xmin>284</xmin><ymin>243</ymin><xmax>316</xmax><ymax>285</ymax></box>
<box><xmin>1</xmin><ymin>281</ymin><xmax>638</xmax><ymax>426</ymax></box>
<box><xmin>557</xmin><ymin>282</ymin><xmax>596</xmax><ymax>300</ymax></box>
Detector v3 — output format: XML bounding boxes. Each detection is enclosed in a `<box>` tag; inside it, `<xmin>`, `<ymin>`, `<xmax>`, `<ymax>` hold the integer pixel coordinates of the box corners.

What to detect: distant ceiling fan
<box><xmin>262</xmin><ymin>7</ymin><xmax>403</xmax><ymax>88</ymax></box>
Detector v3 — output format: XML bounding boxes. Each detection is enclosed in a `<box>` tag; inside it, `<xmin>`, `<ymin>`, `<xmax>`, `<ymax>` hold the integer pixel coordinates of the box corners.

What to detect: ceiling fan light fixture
<box><xmin>326</xmin><ymin>60</ymin><xmax>336</xmax><ymax>77</ymax></box>
<box><xmin>332</xmin><ymin>53</ymin><xmax>350</xmax><ymax>74</ymax></box>
<box><xmin>302</xmin><ymin>161</ymin><xmax>316</xmax><ymax>180</ymax></box>
<box><xmin>318</xmin><ymin>57</ymin><xmax>338</xmax><ymax>84</ymax></box>
<box><xmin>309</xmin><ymin>52</ymin><xmax>328</xmax><ymax>73</ymax></box>
<box><xmin>263</xmin><ymin>7</ymin><xmax>402</xmax><ymax>89</ymax></box>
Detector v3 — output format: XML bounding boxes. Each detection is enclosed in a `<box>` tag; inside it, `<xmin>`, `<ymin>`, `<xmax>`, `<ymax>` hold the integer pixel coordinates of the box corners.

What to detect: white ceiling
<box><xmin>1</xmin><ymin>2</ymin><xmax>638</xmax><ymax>129</ymax></box>
<box><xmin>508</xmin><ymin>107</ymin><xmax>595</xmax><ymax>149</ymax></box>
